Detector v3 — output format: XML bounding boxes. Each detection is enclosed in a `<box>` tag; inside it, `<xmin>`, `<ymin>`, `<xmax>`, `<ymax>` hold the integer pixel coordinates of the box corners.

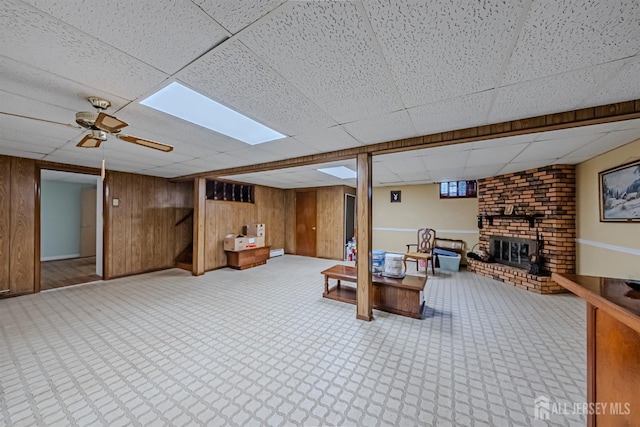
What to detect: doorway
<box><xmin>295</xmin><ymin>191</ymin><xmax>317</xmax><ymax>257</ymax></box>
<box><xmin>344</xmin><ymin>194</ymin><xmax>356</xmax><ymax>260</ymax></box>
<box><xmin>40</xmin><ymin>170</ymin><xmax>103</xmax><ymax>290</ymax></box>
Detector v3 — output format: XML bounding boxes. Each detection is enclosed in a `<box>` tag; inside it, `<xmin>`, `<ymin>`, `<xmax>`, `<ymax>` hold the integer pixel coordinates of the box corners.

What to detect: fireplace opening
<box><xmin>490</xmin><ymin>236</ymin><xmax>536</xmax><ymax>269</ymax></box>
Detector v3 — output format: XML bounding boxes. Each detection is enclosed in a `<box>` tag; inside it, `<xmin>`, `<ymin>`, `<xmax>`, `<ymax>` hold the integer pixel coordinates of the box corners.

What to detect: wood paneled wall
<box><xmin>0</xmin><ymin>156</ymin><xmax>36</xmax><ymax>296</ymax></box>
<box><xmin>0</xmin><ymin>156</ymin><xmax>10</xmax><ymax>292</ymax></box>
<box><xmin>105</xmin><ymin>171</ymin><xmax>192</xmax><ymax>279</ymax></box>
<box><xmin>284</xmin><ymin>189</ymin><xmax>296</xmax><ymax>254</ymax></box>
<box><xmin>204</xmin><ymin>185</ymin><xmax>285</xmax><ymax>271</ymax></box>
<box><xmin>285</xmin><ymin>185</ymin><xmax>355</xmax><ymax>260</ymax></box>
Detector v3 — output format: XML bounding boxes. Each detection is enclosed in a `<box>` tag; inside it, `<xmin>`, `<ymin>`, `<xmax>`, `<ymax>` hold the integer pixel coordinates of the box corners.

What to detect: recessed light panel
<box><xmin>317</xmin><ymin>166</ymin><xmax>357</xmax><ymax>179</ymax></box>
<box><xmin>141</xmin><ymin>82</ymin><xmax>286</xmax><ymax>145</ymax></box>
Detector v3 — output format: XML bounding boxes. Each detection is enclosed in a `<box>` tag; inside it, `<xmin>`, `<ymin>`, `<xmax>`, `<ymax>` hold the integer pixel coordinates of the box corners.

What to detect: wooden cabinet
<box><xmin>225</xmin><ymin>246</ymin><xmax>271</xmax><ymax>270</ymax></box>
<box><xmin>553</xmin><ymin>273</ymin><xmax>640</xmax><ymax>426</ymax></box>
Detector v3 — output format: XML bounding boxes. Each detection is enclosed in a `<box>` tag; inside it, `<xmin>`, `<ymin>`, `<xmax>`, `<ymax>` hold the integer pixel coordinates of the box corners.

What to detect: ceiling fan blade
<box><xmin>117</xmin><ymin>134</ymin><xmax>174</xmax><ymax>152</ymax></box>
<box><xmin>76</xmin><ymin>134</ymin><xmax>102</xmax><ymax>148</ymax></box>
<box><xmin>94</xmin><ymin>112</ymin><xmax>128</xmax><ymax>133</ymax></box>
<box><xmin>0</xmin><ymin>111</ymin><xmax>82</xmax><ymax>129</ymax></box>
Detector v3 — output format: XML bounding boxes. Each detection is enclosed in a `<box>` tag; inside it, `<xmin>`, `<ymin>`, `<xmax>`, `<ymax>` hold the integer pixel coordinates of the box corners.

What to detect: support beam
<box><xmin>356</xmin><ymin>153</ymin><xmax>373</xmax><ymax>321</ymax></box>
<box><xmin>192</xmin><ymin>178</ymin><xmax>206</xmax><ymax>276</ymax></box>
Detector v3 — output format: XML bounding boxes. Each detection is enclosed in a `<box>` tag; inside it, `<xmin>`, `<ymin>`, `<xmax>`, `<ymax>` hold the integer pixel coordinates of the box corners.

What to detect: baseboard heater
<box><xmin>270</xmin><ymin>248</ymin><xmax>285</xmax><ymax>258</ymax></box>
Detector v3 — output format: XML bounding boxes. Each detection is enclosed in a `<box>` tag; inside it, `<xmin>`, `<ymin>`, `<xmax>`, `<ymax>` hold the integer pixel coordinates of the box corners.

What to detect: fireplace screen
<box><xmin>491</xmin><ymin>236</ymin><xmax>535</xmax><ymax>269</ymax></box>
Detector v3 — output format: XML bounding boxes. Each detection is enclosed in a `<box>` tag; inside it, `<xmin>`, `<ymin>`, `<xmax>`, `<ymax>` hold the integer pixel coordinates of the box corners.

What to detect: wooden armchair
<box><xmin>403</xmin><ymin>228</ymin><xmax>436</xmax><ymax>274</ymax></box>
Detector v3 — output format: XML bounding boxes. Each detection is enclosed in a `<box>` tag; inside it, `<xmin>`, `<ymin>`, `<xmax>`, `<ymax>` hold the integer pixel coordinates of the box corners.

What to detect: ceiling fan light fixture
<box><xmin>75</xmin><ymin>111</ymin><xmax>99</xmax><ymax>129</ymax></box>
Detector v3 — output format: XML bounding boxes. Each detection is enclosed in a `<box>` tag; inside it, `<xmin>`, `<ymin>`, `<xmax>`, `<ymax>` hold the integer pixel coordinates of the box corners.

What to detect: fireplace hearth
<box><xmin>490</xmin><ymin>236</ymin><xmax>535</xmax><ymax>269</ymax></box>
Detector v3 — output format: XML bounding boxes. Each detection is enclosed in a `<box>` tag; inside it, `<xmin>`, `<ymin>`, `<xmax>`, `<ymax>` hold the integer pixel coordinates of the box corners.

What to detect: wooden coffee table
<box><xmin>321</xmin><ymin>265</ymin><xmax>427</xmax><ymax>319</ymax></box>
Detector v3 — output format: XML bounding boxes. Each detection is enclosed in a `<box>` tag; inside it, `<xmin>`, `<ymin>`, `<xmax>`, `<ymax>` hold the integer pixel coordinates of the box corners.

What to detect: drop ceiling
<box><xmin>1</xmin><ymin>0</ymin><xmax>639</xmax><ymax>187</ymax></box>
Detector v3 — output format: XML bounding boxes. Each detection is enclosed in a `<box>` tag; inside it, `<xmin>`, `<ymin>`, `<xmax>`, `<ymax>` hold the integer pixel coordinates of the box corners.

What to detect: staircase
<box><xmin>174</xmin><ymin>209</ymin><xmax>193</xmax><ymax>272</ymax></box>
<box><xmin>175</xmin><ymin>243</ymin><xmax>193</xmax><ymax>272</ymax></box>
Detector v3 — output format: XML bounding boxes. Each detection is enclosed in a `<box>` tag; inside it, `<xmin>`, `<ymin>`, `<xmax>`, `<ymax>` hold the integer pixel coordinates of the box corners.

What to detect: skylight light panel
<box><xmin>140</xmin><ymin>82</ymin><xmax>286</xmax><ymax>145</ymax></box>
<box><xmin>317</xmin><ymin>166</ymin><xmax>357</xmax><ymax>179</ymax></box>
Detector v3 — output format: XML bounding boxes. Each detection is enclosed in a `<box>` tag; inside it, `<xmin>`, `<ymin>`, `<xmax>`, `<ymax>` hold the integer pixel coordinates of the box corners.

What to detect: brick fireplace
<box><xmin>468</xmin><ymin>165</ymin><xmax>576</xmax><ymax>294</ymax></box>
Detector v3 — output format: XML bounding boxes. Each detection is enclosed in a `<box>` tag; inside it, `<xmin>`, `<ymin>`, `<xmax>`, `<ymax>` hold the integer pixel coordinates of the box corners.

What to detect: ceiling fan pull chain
<box><xmin>101</xmin><ymin>145</ymin><xmax>106</xmax><ymax>181</ymax></box>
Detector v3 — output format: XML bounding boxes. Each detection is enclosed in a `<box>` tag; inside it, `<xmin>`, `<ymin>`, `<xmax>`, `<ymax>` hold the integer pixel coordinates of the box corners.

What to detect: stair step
<box><xmin>175</xmin><ymin>261</ymin><xmax>192</xmax><ymax>272</ymax></box>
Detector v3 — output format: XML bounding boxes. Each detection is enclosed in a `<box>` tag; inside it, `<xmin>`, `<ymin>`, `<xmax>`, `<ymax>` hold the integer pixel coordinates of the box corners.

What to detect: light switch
<box><xmin>112</xmin><ymin>198</ymin><xmax>119</xmax><ymax>207</ymax></box>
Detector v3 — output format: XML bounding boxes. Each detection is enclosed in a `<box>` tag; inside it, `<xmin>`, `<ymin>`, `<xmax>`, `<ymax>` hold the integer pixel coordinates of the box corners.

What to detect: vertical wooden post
<box><xmin>356</xmin><ymin>153</ymin><xmax>373</xmax><ymax>321</ymax></box>
<box><xmin>193</xmin><ymin>178</ymin><xmax>206</xmax><ymax>276</ymax></box>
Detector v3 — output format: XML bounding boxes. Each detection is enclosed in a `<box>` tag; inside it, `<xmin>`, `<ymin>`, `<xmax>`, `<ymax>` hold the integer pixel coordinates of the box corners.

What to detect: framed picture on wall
<box><xmin>599</xmin><ymin>159</ymin><xmax>640</xmax><ymax>222</ymax></box>
<box><xmin>390</xmin><ymin>190</ymin><xmax>401</xmax><ymax>203</ymax></box>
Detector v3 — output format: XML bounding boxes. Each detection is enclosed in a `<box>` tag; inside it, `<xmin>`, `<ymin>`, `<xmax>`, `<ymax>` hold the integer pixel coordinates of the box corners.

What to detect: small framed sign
<box><xmin>390</xmin><ymin>190</ymin><xmax>401</xmax><ymax>203</ymax></box>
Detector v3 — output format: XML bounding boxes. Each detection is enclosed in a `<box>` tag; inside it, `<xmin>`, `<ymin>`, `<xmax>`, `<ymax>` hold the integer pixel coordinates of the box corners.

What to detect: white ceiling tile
<box><xmin>0</xmin><ymin>120</ymin><xmax>81</xmax><ymax>149</ymax></box>
<box><xmin>142</xmin><ymin>163</ymin><xmax>198</xmax><ymax>177</ymax></box>
<box><xmin>428</xmin><ymin>169</ymin><xmax>466</xmax><ymax>183</ymax></box>
<box><xmin>365</xmin><ymin>0</ymin><xmax>525</xmax><ymax>107</ymax></box>
<box><xmin>466</xmin><ymin>143</ymin><xmax>528</xmax><ymax>167</ymax></box>
<box><xmin>586</xmin><ymin>56</ymin><xmax>640</xmax><ymax>107</ymax></box>
<box><xmin>0</xmin><ymin>57</ymin><xmax>130</xmax><ymax>112</ymax></box>
<box><xmin>511</xmin><ymin>135</ymin><xmax>602</xmax><ymax>163</ymax></box>
<box><xmin>489</xmin><ymin>61</ymin><xmax>624</xmax><ymax>123</ymax></box>
<box><xmin>533</xmin><ymin>122</ymin><xmax>621</xmax><ymax>141</ymax></box>
<box><xmin>421</xmin><ymin>150</ymin><xmax>470</xmax><ymax>171</ymax></box>
<box><xmin>497</xmin><ymin>159</ymin><xmax>558</xmax><ymax>176</ymax></box>
<box><xmin>193</xmin><ymin>0</ymin><xmax>286</xmax><ymax>34</ymax></box>
<box><xmin>0</xmin><ymin>0</ymin><xmax>168</xmax><ymax>99</ymax></box>
<box><xmin>471</xmin><ymin>133</ymin><xmax>538</xmax><ymax>149</ymax></box>
<box><xmin>177</xmin><ymin>39</ymin><xmax>336</xmax><ymax>136</ymax></box>
<box><xmin>42</xmin><ymin>149</ymin><xmax>105</xmax><ymax>167</ymax></box>
<box><xmin>560</xmin><ymin>155</ymin><xmax>595</xmax><ymax>165</ymax></box>
<box><xmin>260</xmin><ymin>137</ymin><xmax>321</xmax><ymax>158</ymax></box>
<box><xmin>295</xmin><ymin>127</ymin><xmax>364</xmax><ymax>152</ymax></box>
<box><xmin>21</xmin><ymin>0</ymin><xmax>228</xmax><ymax>74</ymax></box>
<box><xmin>0</xmin><ymin>138</ymin><xmax>53</xmax><ymax>155</ymax></box>
<box><xmin>375</xmin><ymin>181</ymin><xmax>406</xmax><ymax>187</ymax></box>
<box><xmin>343</xmin><ymin>110</ymin><xmax>417</xmax><ymax>145</ymax></box>
<box><xmin>220</xmin><ymin>146</ymin><xmax>284</xmax><ymax>167</ymax></box>
<box><xmin>380</xmin><ymin>156</ymin><xmax>426</xmax><ymax>175</ymax></box>
<box><xmin>562</xmin><ymin>130</ymin><xmax>640</xmax><ymax>159</ymax></box>
<box><xmin>396</xmin><ymin>171</ymin><xmax>430</xmax><ymax>182</ymax></box>
<box><xmin>373</xmin><ymin>163</ymin><xmax>401</xmax><ymax>182</ymax></box>
<box><xmin>0</xmin><ymin>90</ymin><xmax>81</xmax><ymax>129</ymax></box>
<box><xmin>0</xmin><ymin>147</ymin><xmax>45</xmax><ymax>159</ymax></box>
<box><xmin>462</xmin><ymin>165</ymin><xmax>504</xmax><ymax>181</ymax></box>
<box><xmin>180</xmin><ymin>153</ymin><xmax>246</xmax><ymax>171</ymax></box>
<box><xmin>615</xmin><ymin>118</ymin><xmax>640</xmax><ymax>132</ymax></box>
<box><xmin>240</xmin><ymin>1</ymin><xmax>403</xmax><ymax>123</ymax></box>
<box><xmin>408</xmin><ymin>91</ymin><xmax>494</xmax><ymax>136</ymax></box>
<box><xmin>502</xmin><ymin>0</ymin><xmax>640</xmax><ymax>84</ymax></box>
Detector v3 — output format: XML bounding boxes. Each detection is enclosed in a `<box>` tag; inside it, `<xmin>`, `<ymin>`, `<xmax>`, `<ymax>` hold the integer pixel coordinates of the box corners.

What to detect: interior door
<box><xmin>296</xmin><ymin>191</ymin><xmax>317</xmax><ymax>257</ymax></box>
<box><xmin>80</xmin><ymin>187</ymin><xmax>97</xmax><ymax>257</ymax></box>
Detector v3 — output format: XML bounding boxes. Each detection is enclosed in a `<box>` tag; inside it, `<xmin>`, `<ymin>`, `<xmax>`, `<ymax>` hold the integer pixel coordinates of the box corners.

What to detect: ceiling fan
<box><xmin>1</xmin><ymin>96</ymin><xmax>173</xmax><ymax>152</ymax></box>
<box><xmin>75</xmin><ymin>97</ymin><xmax>173</xmax><ymax>152</ymax></box>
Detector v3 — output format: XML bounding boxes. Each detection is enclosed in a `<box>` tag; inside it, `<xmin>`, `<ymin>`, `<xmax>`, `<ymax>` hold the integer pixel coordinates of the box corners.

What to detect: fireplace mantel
<box><xmin>477</xmin><ymin>213</ymin><xmax>543</xmax><ymax>229</ymax></box>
